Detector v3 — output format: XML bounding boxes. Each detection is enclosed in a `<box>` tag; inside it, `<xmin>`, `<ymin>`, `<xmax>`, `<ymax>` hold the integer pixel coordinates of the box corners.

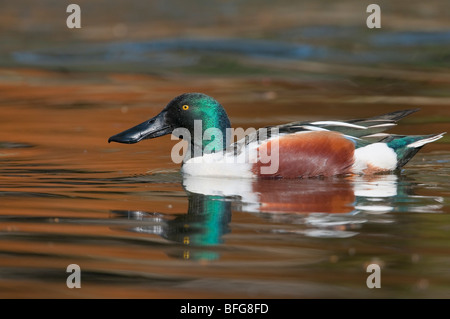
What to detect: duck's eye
<box><xmin>182</xmin><ymin>105</ymin><xmax>189</xmax><ymax>111</ymax></box>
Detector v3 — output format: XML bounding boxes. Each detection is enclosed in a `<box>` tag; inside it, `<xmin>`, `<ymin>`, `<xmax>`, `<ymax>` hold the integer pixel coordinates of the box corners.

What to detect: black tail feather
<box><xmin>367</xmin><ymin>108</ymin><xmax>420</xmax><ymax>122</ymax></box>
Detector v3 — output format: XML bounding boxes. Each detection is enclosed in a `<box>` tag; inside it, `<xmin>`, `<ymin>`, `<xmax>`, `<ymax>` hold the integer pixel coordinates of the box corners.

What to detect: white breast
<box><xmin>352</xmin><ymin>143</ymin><xmax>398</xmax><ymax>174</ymax></box>
<box><xmin>181</xmin><ymin>150</ymin><xmax>255</xmax><ymax>178</ymax></box>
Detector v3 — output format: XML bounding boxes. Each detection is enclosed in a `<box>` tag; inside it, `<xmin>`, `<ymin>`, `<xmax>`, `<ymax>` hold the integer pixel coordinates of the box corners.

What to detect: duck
<box><xmin>108</xmin><ymin>93</ymin><xmax>445</xmax><ymax>178</ymax></box>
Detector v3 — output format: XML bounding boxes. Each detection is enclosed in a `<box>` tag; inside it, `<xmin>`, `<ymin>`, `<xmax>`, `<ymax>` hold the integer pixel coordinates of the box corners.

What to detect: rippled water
<box><xmin>0</xmin><ymin>68</ymin><xmax>449</xmax><ymax>298</ymax></box>
<box><xmin>1</xmin><ymin>0</ymin><xmax>450</xmax><ymax>299</ymax></box>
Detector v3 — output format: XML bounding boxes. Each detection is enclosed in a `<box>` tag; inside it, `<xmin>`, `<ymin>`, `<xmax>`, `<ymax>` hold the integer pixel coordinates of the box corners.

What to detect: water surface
<box><xmin>0</xmin><ymin>0</ymin><xmax>450</xmax><ymax>299</ymax></box>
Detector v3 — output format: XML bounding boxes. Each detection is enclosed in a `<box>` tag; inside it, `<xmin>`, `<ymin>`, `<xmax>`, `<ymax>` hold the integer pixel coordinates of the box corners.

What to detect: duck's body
<box><xmin>109</xmin><ymin>93</ymin><xmax>445</xmax><ymax>179</ymax></box>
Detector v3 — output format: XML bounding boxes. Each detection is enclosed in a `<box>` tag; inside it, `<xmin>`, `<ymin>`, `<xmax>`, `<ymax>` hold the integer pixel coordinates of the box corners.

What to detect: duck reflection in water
<box><xmin>112</xmin><ymin>190</ymin><xmax>232</xmax><ymax>260</ymax></box>
<box><xmin>109</xmin><ymin>173</ymin><xmax>430</xmax><ymax>261</ymax></box>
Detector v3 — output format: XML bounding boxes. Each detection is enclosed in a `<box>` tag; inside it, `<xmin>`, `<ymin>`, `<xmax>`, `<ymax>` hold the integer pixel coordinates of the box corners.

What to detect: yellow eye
<box><xmin>182</xmin><ymin>105</ymin><xmax>189</xmax><ymax>110</ymax></box>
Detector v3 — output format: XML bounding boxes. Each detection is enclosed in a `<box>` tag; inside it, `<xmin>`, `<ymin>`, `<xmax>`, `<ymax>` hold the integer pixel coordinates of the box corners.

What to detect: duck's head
<box><xmin>108</xmin><ymin>93</ymin><xmax>232</xmax><ymax>158</ymax></box>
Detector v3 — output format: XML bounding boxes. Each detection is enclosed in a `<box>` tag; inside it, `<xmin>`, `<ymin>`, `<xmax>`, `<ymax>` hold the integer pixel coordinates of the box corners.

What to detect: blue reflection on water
<box><xmin>13</xmin><ymin>31</ymin><xmax>448</xmax><ymax>71</ymax></box>
<box><xmin>12</xmin><ymin>38</ymin><xmax>330</xmax><ymax>66</ymax></box>
<box><xmin>370</xmin><ymin>31</ymin><xmax>450</xmax><ymax>47</ymax></box>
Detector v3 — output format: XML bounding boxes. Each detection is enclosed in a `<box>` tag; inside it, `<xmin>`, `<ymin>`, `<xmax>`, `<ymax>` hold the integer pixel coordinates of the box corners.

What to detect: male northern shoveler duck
<box><xmin>108</xmin><ymin>93</ymin><xmax>445</xmax><ymax>178</ymax></box>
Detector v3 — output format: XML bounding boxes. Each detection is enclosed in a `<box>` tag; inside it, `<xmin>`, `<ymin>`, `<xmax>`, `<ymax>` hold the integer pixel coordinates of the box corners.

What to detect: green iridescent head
<box><xmin>108</xmin><ymin>93</ymin><xmax>232</xmax><ymax>158</ymax></box>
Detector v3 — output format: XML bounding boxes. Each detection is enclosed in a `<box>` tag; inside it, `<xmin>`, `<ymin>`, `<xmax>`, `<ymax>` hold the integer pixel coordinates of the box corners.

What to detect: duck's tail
<box><xmin>364</xmin><ymin>108</ymin><xmax>420</xmax><ymax>122</ymax></box>
<box><xmin>386</xmin><ymin>132</ymin><xmax>446</xmax><ymax>168</ymax></box>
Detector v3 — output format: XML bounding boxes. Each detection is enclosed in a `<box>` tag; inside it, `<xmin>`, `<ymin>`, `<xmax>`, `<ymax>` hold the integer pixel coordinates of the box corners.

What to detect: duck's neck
<box><xmin>185</xmin><ymin>120</ymin><xmax>231</xmax><ymax>162</ymax></box>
